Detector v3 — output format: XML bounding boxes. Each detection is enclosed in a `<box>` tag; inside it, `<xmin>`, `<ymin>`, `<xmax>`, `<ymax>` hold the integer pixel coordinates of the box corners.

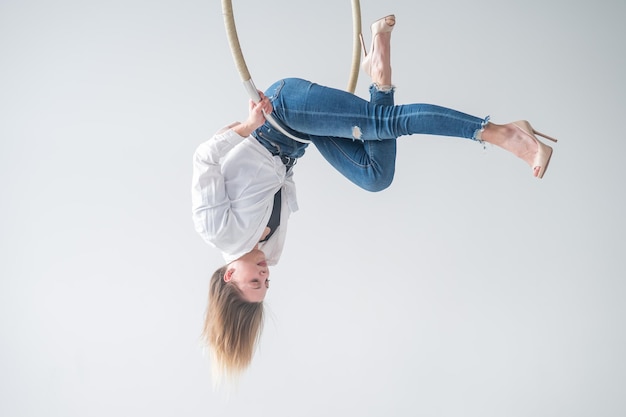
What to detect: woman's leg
<box><xmin>265</xmin><ymin>11</ymin><xmax>554</xmax><ymax>179</ymax></box>
<box><xmin>310</xmin><ymin>85</ymin><xmax>397</xmax><ymax>192</ymax></box>
<box><xmin>308</xmin><ymin>17</ymin><xmax>397</xmax><ymax>192</ymax></box>
<box><xmin>271</xmin><ymin>78</ymin><xmax>487</xmax><ymax>143</ymax></box>
<box><xmin>271</xmin><ymin>78</ymin><xmax>557</xmax><ymax>178</ymax></box>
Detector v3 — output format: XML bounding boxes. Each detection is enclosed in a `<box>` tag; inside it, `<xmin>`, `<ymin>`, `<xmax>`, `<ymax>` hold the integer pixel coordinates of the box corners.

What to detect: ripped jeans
<box><xmin>253</xmin><ymin>78</ymin><xmax>488</xmax><ymax>192</ymax></box>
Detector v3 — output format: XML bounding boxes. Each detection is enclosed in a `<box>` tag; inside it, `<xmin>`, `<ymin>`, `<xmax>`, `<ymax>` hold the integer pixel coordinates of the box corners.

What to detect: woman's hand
<box><xmin>233</xmin><ymin>92</ymin><xmax>273</xmax><ymax>138</ymax></box>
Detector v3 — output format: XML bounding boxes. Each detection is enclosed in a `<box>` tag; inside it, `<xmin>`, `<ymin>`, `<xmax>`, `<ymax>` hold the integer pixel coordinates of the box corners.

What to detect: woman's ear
<box><xmin>224</xmin><ymin>267</ymin><xmax>234</xmax><ymax>282</ymax></box>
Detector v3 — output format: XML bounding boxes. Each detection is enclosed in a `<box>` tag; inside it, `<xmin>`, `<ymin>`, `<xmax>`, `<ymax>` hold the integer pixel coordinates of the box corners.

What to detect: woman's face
<box><xmin>224</xmin><ymin>249</ymin><xmax>270</xmax><ymax>302</ymax></box>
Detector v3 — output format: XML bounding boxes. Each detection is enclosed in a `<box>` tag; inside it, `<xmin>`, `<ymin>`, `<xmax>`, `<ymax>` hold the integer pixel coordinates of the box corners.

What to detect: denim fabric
<box><xmin>253</xmin><ymin>78</ymin><xmax>487</xmax><ymax>192</ymax></box>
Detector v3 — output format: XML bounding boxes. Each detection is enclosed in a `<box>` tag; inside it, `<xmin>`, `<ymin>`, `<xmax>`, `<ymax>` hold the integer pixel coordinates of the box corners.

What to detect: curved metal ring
<box><xmin>220</xmin><ymin>0</ymin><xmax>362</xmax><ymax>143</ymax></box>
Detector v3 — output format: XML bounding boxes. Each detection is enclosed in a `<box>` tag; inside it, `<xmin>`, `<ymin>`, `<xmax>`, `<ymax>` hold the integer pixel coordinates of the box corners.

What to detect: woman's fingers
<box><xmin>255</xmin><ymin>91</ymin><xmax>271</xmax><ymax>112</ymax></box>
<box><xmin>263</xmin><ymin>96</ymin><xmax>273</xmax><ymax>114</ymax></box>
<box><xmin>246</xmin><ymin>93</ymin><xmax>273</xmax><ymax>131</ymax></box>
<box><xmin>245</xmin><ymin>97</ymin><xmax>269</xmax><ymax>130</ymax></box>
<box><xmin>254</xmin><ymin>96</ymin><xmax>272</xmax><ymax>115</ymax></box>
<box><xmin>249</xmin><ymin>99</ymin><xmax>264</xmax><ymax>113</ymax></box>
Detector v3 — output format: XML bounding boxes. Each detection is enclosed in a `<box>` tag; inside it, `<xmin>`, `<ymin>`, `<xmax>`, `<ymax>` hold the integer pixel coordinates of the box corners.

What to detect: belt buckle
<box><xmin>281</xmin><ymin>155</ymin><xmax>297</xmax><ymax>167</ymax></box>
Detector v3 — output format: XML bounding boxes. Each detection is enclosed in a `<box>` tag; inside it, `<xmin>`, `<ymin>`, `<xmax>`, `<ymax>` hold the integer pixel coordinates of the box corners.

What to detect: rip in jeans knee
<box><xmin>352</xmin><ymin>126</ymin><xmax>363</xmax><ymax>140</ymax></box>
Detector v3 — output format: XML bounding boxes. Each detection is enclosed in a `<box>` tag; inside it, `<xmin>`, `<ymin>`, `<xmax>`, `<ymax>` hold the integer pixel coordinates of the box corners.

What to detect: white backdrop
<box><xmin>2</xmin><ymin>0</ymin><xmax>625</xmax><ymax>416</ymax></box>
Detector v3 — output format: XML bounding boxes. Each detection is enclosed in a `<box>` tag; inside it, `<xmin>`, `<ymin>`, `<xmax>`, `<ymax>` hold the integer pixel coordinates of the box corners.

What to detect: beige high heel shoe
<box><xmin>359</xmin><ymin>14</ymin><xmax>395</xmax><ymax>78</ymax></box>
<box><xmin>512</xmin><ymin>120</ymin><xmax>558</xmax><ymax>179</ymax></box>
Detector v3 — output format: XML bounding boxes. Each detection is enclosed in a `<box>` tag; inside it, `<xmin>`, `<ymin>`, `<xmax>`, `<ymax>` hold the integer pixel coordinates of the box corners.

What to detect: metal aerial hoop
<box><xmin>220</xmin><ymin>0</ymin><xmax>362</xmax><ymax>144</ymax></box>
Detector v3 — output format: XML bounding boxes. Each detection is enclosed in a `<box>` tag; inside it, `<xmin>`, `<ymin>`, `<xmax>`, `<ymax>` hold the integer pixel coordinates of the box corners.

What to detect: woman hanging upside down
<box><xmin>191</xmin><ymin>15</ymin><xmax>557</xmax><ymax>378</ymax></box>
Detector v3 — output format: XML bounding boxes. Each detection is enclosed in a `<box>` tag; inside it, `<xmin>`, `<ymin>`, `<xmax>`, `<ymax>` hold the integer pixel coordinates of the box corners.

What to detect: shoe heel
<box><xmin>359</xmin><ymin>32</ymin><xmax>367</xmax><ymax>57</ymax></box>
<box><xmin>532</xmin><ymin>129</ymin><xmax>558</xmax><ymax>143</ymax></box>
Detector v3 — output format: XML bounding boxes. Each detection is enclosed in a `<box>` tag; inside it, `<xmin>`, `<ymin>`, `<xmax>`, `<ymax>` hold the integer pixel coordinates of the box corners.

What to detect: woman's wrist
<box><xmin>232</xmin><ymin>121</ymin><xmax>255</xmax><ymax>138</ymax></box>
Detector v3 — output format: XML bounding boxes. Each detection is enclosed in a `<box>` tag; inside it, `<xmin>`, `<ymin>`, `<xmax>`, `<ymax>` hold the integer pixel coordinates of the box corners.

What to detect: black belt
<box><xmin>280</xmin><ymin>155</ymin><xmax>298</xmax><ymax>167</ymax></box>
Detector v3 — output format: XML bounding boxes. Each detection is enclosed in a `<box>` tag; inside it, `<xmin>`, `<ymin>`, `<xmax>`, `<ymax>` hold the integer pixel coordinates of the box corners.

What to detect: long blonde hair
<box><xmin>202</xmin><ymin>265</ymin><xmax>264</xmax><ymax>381</ymax></box>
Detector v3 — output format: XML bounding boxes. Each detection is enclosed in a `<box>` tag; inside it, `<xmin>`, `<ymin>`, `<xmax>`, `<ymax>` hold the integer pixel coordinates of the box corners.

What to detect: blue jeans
<box><xmin>253</xmin><ymin>78</ymin><xmax>488</xmax><ymax>192</ymax></box>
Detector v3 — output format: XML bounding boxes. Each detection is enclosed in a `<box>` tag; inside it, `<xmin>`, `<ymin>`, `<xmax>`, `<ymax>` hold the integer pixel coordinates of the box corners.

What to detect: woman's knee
<box><xmin>358</xmin><ymin>169</ymin><xmax>395</xmax><ymax>192</ymax></box>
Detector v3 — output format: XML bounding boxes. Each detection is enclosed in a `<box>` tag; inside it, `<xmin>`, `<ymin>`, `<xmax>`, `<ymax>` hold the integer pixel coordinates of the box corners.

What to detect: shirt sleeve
<box><xmin>191</xmin><ymin>125</ymin><xmax>246</xmax><ymax>246</ymax></box>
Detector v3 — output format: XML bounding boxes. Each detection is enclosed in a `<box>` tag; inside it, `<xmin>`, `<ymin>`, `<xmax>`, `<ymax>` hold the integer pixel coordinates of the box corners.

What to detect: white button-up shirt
<box><xmin>191</xmin><ymin>124</ymin><xmax>298</xmax><ymax>265</ymax></box>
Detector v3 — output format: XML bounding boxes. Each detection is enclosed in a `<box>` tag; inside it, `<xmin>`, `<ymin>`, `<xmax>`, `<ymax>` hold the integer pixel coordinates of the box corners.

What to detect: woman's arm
<box><xmin>191</xmin><ymin>92</ymin><xmax>273</xmax><ymax>245</ymax></box>
<box><xmin>232</xmin><ymin>92</ymin><xmax>273</xmax><ymax>137</ymax></box>
<box><xmin>192</xmin><ymin>127</ymin><xmax>246</xmax><ymax>243</ymax></box>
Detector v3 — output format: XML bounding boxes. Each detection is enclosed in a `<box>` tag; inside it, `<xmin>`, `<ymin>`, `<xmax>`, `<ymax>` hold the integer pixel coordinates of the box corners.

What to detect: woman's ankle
<box><xmin>480</xmin><ymin>123</ymin><xmax>511</xmax><ymax>148</ymax></box>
